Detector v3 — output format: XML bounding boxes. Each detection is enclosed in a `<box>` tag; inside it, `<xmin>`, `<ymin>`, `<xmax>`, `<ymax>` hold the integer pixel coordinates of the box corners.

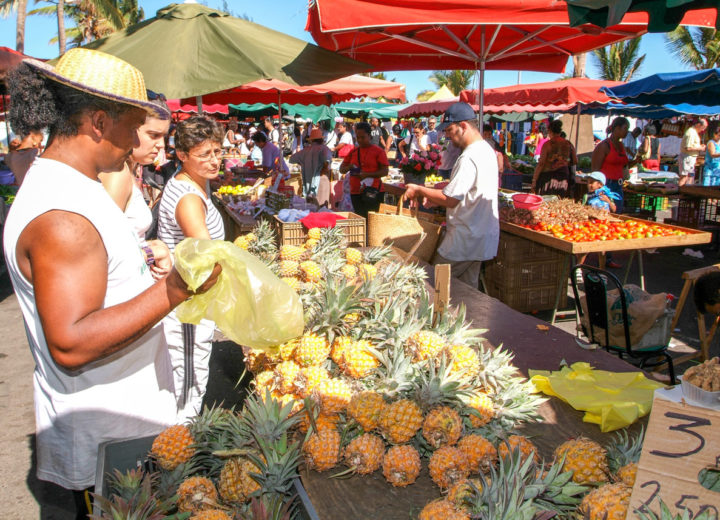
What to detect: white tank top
<box><xmin>125</xmin><ymin>183</ymin><xmax>153</xmax><ymax>241</ymax></box>
<box><xmin>3</xmin><ymin>158</ymin><xmax>177</xmax><ymax>489</ymax></box>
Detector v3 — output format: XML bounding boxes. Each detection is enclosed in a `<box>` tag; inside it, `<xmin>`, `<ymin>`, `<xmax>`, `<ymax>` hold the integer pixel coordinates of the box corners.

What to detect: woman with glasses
<box><xmin>398</xmin><ymin>122</ymin><xmax>430</xmax><ymax>159</ymax></box>
<box><xmin>157</xmin><ymin>114</ymin><xmax>225</xmax><ymax>420</ymax></box>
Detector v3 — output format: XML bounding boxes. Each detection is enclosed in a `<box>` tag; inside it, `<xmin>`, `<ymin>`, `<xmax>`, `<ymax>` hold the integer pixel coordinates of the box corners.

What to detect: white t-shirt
<box><xmin>269</xmin><ymin>127</ymin><xmax>281</xmax><ymax>145</ymax></box>
<box><xmin>404</xmin><ymin>134</ymin><xmax>429</xmax><ymax>154</ymax></box>
<box><xmin>338</xmin><ymin>131</ymin><xmax>354</xmax><ymax>147</ymax></box>
<box><xmin>3</xmin><ymin>158</ymin><xmax>177</xmax><ymax>489</ymax></box>
<box><xmin>324</xmin><ymin>130</ymin><xmax>338</xmax><ymax>149</ymax></box>
<box><xmin>439</xmin><ymin>139</ymin><xmax>499</xmax><ymax>262</ymax></box>
<box><xmin>126</xmin><ymin>183</ymin><xmax>153</xmax><ymax>241</ymax></box>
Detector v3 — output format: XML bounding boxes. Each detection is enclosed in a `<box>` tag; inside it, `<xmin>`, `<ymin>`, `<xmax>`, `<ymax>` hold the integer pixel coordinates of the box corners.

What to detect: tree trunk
<box><xmin>57</xmin><ymin>0</ymin><xmax>66</xmax><ymax>55</ymax></box>
<box><xmin>15</xmin><ymin>0</ymin><xmax>27</xmax><ymax>53</ymax></box>
<box><xmin>572</xmin><ymin>53</ymin><xmax>587</xmax><ymax>78</ymax></box>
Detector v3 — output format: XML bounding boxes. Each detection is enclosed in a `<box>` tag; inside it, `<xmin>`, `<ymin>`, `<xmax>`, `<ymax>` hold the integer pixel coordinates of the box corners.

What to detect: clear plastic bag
<box><xmin>173</xmin><ymin>238</ymin><xmax>304</xmax><ymax>350</ymax></box>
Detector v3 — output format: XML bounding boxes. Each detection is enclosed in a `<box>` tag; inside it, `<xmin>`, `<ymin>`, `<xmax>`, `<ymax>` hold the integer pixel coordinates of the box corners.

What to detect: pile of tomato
<box><xmin>528</xmin><ymin>219</ymin><xmax>687</xmax><ymax>242</ymax></box>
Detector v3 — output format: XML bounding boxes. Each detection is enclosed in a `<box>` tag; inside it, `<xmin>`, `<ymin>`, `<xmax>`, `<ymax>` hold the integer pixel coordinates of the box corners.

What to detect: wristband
<box><xmin>142</xmin><ymin>245</ymin><xmax>155</xmax><ymax>266</ymax></box>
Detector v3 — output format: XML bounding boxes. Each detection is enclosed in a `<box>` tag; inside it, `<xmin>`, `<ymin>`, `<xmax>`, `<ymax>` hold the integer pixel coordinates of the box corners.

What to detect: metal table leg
<box><xmin>551</xmin><ymin>254</ymin><xmax>572</xmax><ymax>325</ymax></box>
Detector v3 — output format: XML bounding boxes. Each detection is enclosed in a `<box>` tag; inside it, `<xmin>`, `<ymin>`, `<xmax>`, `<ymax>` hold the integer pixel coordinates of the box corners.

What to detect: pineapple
<box><xmin>278</xmin><ymin>260</ymin><xmax>299</xmax><ymax>277</ymax></box>
<box><xmin>498</xmin><ymin>435</ymin><xmax>539</xmax><ymax>463</ymax></box>
<box><xmin>307</xmin><ymin>227</ymin><xmax>322</xmax><ymax>241</ymax></box>
<box><xmin>243</xmin><ymin>348</ymin><xmax>273</xmax><ymax>374</ymax></box>
<box><xmin>151</xmin><ymin>424</ymin><xmax>195</xmax><ymax>470</ymax></box>
<box><xmin>348</xmin><ymin>391</ymin><xmax>386</xmax><ymax>431</ymax></box>
<box><xmin>617</xmin><ymin>462</ymin><xmax>637</xmax><ymax>488</ymax></box>
<box><xmin>407</xmin><ymin>330</ymin><xmax>445</xmax><ymax>362</ymax></box>
<box><xmin>279</xmin><ymin>244</ymin><xmax>305</xmax><ymax>262</ymax></box>
<box><xmin>579</xmin><ymin>482</ymin><xmax>631</xmax><ymax>520</ymax></box>
<box><xmin>379</xmin><ymin>398</ymin><xmax>424</xmax><ymax>444</ymax></box>
<box><xmin>382</xmin><ymin>444</ymin><xmax>421</xmax><ymax>487</ymax></box>
<box><xmin>343</xmin><ymin>311</ymin><xmax>361</xmax><ymax>327</ymax></box>
<box><xmin>293</xmin><ymin>365</ymin><xmax>329</xmax><ymax>398</ymax></box>
<box><xmin>359</xmin><ymin>263</ymin><xmax>377</xmax><ymax>280</ymax></box>
<box><xmin>300</xmin><ymin>260</ymin><xmax>323</xmax><ymax>283</ymax></box>
<box><xmin>607</xmin><ymin>428</ymin><xmax>644</xmax><ymax>487</ymax></box>
<box><xmin>345</xmin><ymin>247</ymin><xmax>363</xmax><ymax>265</ymax></box>
<box><xmin>445</xmin><ymin>344</ymin><xmax>480</xmax><ymax>378</ymax></box>
<box><xmin>254</xmin><ymin>370</ymin><xmax>275</xmax><ymax>395</ymax></box>
<box><xmin>280</xmin><ymin>277</ymin><xmax>301</xmax><ymax>291</ymax></box>
<box><xmin>419</xmin><ymin>499</ymin><xmax>470</xmax><ymax>520</ymax></box>
<box><xmin>233</xmin><ymin>235</ymin><xmax>250</xmax><ymax>249</ymax></box>
<box><xmin>457</xmin><ymin>434</ymin><xmax>497</xmax><ymax>473</ymax></box>
<box><xmin>447</xmin><ymin>478</ymin><xmax>485</xmax><ymax>511</ymax></box>
<box><xmin>465</xmin><ymin>392</ymin><xmax>495</xmax><ymax>428</ymax></box>
<box><xmin>313</xmin><ymin>378</ymin><xmax>352</xmax><ymax>414</ymax></box>
<box><xmin>191</xmin><ymin>511</ymin><xmax>232</xmax><ymax>520</ymax></box>
<box><xmin>277</xmin><ymin>339</ymin><xmax>298</xmax><ymax>361</ymax></box>
<box><xmin>298</xmin><ymin>412</ymin><xmax>339</xmax><ymax>434</ymax></box>
<box><xmin>343</xmin><ymin>433</ymin><xmax>385</xmax><ymax>474</ymax></box>
<box><xmin>341</xmin><ymin>264</ymin><xmax>358</xmax><ymax>280</ymax></box>
<box><xmin>330</xmin><ymin>336</ymin><xmax>353</xmax><ymax>365</ymax></box>
<box><xmin>428</xmin><ymin>446</ymin><xmax>470</xmax><ymax>489</ymax></box>
<box><xmin>341</xmin><ymin>339</ymin><xmax>379</xmax><ymax>378</ymax></box>
<box><xmin>422</xmin><ymin>406</ymin><xmax>463</xmax><ymax>449</ymax></box>
<box><xmin>555</xmin><ymin>437</ymin><xmax>609</xmax><ymax>485</ymax></box>
<box><xmin>176</xmin><ymin>476</ymin><xmax>219</xmax><ymax>514</ymax></box>
<box><xmin>293</xmin><ymin>333</ymin><xmax>330</xmax><ymax>367</ymax></box>
<box><xmin>305</xmin><ymin>238</ymin><xmax>319</xmax><ymax>249</ymax></box>
<box><xmin>217</xmin><ymin>457</ymin><xmax>261</xmax><ymax>504</ymax></box>
<box><xmin>273</xmin><ymin>360</ymin><xmax>301</xmax><ymax>395</ymax></box>
<box><xmin>303</xmin><ymin>428</ymin><xmax>341</xmax><ymax>471</ymax></box>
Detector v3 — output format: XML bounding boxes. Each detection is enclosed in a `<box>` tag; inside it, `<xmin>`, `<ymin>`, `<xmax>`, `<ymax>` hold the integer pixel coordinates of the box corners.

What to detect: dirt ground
<box><xmin>1</xmin><ymin>242</ymin><xmax>718</xmax><ymax>518</ymax></box>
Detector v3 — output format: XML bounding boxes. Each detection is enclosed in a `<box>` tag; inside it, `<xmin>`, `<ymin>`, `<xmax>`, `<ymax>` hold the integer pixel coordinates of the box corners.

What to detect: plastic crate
<box><xmin>635</xmin><ymin>308</ymin><xmax>675</xmax><ymax>349</ymax></box>
<box><xmin>274</xmin><ymin>211</ymin><xmax>366</xmax><ymax>247</ymax></box>
<box><xmin>95</xmin><ymin>436</ymin><xmax>320</xmax><ymax>520</ymax></box>
<box><xmin>675</xmin><ymin>196</ymin><xmax>720</xmax><ymax>228</ymax></box>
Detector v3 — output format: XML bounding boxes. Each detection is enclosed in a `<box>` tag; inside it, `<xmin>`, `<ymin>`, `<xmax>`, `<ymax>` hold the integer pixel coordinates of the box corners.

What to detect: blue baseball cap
<box><xmin>587</xmin><ymin>171</ymin><xmax>606</xmax><ymax>185</ymax></box>
<box><xmin>437</xmin><ymin>102</ymin><xmax>477</xmax><ymax>131</ymax></box>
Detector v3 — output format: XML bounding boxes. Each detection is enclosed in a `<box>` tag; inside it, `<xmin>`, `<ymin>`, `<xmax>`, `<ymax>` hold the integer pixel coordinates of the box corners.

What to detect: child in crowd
<box><xmin>585</xmin><ymin>171</ymin><xmax>620</xmax><ymax>213</ymax></box>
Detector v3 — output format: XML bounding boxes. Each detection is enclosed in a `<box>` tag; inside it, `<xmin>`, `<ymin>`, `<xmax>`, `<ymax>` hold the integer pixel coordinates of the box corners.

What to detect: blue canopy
<box><xmin>600</xmin><ymin>69</ymin><xmax>720</xmax><ymax>106</ymax></box>
<box><xmin>581</xmin><ymin>102</ymin><xmax>720</xmax><ymax>119</ymax></box>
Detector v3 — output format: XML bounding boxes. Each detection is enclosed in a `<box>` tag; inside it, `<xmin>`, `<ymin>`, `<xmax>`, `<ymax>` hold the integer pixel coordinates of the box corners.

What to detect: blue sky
<box><xmin>0</xmin><ymin>0</ymin><xmax>691</xmax><ymax>101</ymax></box>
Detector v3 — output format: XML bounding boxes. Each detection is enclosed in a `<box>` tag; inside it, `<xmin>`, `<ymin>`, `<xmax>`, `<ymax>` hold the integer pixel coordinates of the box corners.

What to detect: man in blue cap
<box><xmin>404</xmin><ymin>102</ymin><xmax>499</xmax><ymax>288</ymax></box>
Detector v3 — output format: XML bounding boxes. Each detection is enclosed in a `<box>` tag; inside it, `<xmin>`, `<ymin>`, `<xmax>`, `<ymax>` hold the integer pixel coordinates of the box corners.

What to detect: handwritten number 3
<box><xmin>649</xmin><ymin>412</ymin><xmax>711</xmax><ymax>458</ymax></box>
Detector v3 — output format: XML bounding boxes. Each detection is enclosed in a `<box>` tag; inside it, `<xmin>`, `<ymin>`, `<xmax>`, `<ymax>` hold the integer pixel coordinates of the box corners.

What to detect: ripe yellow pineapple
<box><xmin>447</xmin><ymin>479</ymin><xmax>485</xmax><ymax>511</ymax></box>
<box><xmin>151</xmin><ymin>424</ymin><xmax>195</xmax><ymax>470</ymax></box>
<box><xmin>341</xmin><ymin>340</ymin><xmax>380</xmax><ymax>378</ymax></box>
<box><xmin>278</xmin><ymin>260</ymin><xmax>299</xmax><ymax>277</ymax></box>
<box><xmin>281</xmin><ymin>276</ymin><xmax>301</xmax><ymax>291</ymax></box>
<box><xmin>422</xmin><ymin>406</ymin><xmax>463</xmax><ymax>449</ymax></box>
<box><xmin>457</xmin><ymin>434</ymin><xmax>497</xmax><ymax>473</ymax></box>
<box><xmin>343</xmin><ymin>433</ymin><xmax>385</xmax><ymax>474</ymax></box>
<box><xmin>176</xmin><ymin>476</ymin><xmax>219</xmax><ymax>514</ymax></box>
<box><xmin>233</xmin><ymin>235</ymin><xmax>250</xmax><ymax>250</ymax></box>
<box><xmin>579</xmin><ymin>483</ymin><xmax>631</xmax><ymax>520</ymax></box>
<box><xmin>554</xmin><ymin>437</ymin><xmax>609</xmax><ymax>485</ymax></box>
<box><xmin>305</xmin><ymin>238</ymin><xmax>319</xmax><ymax>249</ymax></box>
<box><xmin>279</xmin><ymin>244</ymin><xmax>305</xmax><ymax>261</ymax></box>
<box><xmin>243</xmin><ymin>348</ymin><xmax>272</xmax><ymax>374</ymax></box>
<box><xmin>300</xmin><ymin>260</ymin><xmax>322</xmax><ymax>282</ymax></box>
<box><xmin>345</xmin><ymin>247</ymin><xmax>363</xmax><ymax>265</ymax></box>
<box><xmin>359</xmin><ymin>263</ymin><xmax>377</xmax><ymax>280</ymax></box>
<box><xmin>382</xmin><ymin>444</ymin><xmax>421</xmax><ymax>487</ymax></box>
<box><xmin>379</xmin><ymin>399</ymin><xmax>424</xmax><ymax>444</ymax></box>
<box><xmin>303</xmin><ymin>428</ymin><xmax>341</xmax><ymax>471</ymax></box>
<box><xmin>273</xmin><ymin>360</ymin><xmax>301</xmax><ymax>394</ymax></box>
<box><xmin>419</xmin><ymin>499</ymin><xmax>470</xmax><ymax>520</ymax></box>
<box><xmin>314</xmin><ymin>378</ymin><xmax>352</xmax><ymax>414</ymax></box>
<box><xmin>244</xmin><ymin>233</ymin><xmax>257</xmax><ymax>243</ymax></box>
<box><xmin>407</xmin><ymin>330</ymin><xmax>445</xmax><ymax>362</ymax></box>
<box><xmin>348</xmin><ymin>391</ymin><xmax>386</xmax><ymax>431</ymax></box>
<box><xmin>343</xmin><ymin>312</ymin><xmax>361</xmax><ymax>327</ymax></box>
<box><xmin>307</xmin><ymin>227</ymin><xmax>322</xmax><ymax>241</ymax></box>
<box><xmin>330</xmin><ymin>336</ymin><xmax>353</xmax><ymax>365</ymax></box>
<box><xmin>446</xmin><ymin>344</ymin><xmax>480</xmax><ymax>378</ymax></box>
<box><xmin>498</xmin><ymin>435</ymin><xmax>539</xmax><ymax>463</ymax></box>
<box><xmin>293</xmin><ymin>365</ymin><xmax>330</xmax><ymax>398</ymax></box>
<box><xmin>466</xmin><ymin>392</ymin><xmax>495</xmax><ymax>428</ymax></box>
<box><xmin>190</xmin><ymin>510</ymin><xmax>232</xmax><ymax>520</ymax></box>
<box><xmin>341</xmin><ymin>264</ymin><xmax>358</xmax><ymax>280</ymax></box>
<box><xmin>294</xmin><ymin>333</ymin><xmax>330</xmax><ymax>367</ymax></box>
<box><xmin>277</xmin><ymin>339</ymin><xmax>299</xmax><ymax>361</ymax></box>
<box><xmin>218</xmin><ymin>457</ymin><xmax>261</xmax><ymax>504</ymax></box>
<box><xmin>253</xmin><ymin>370</ymin><xmax>275</xmax><ymax>395</ymax></box>
<box><xmin>428</xmin><ymin>446</ymin><xmax>470</xmax><ymax>489</ymax></box>
<box><xmin>298</xmin><ymin>412</ymin><xmax>339</xmax><ymax>434</ymax></box>
<box><xmin>617</xmin><ymin>462</ymin><xmax>637</xmax><ymax>487</ymax></box>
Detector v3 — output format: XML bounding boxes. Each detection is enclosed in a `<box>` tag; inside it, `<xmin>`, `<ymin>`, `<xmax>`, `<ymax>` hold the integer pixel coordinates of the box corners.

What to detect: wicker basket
<box><xmin>274</xmin><ymin>212</ymin><xmax>366</xmax><ymax>247</ymax></box>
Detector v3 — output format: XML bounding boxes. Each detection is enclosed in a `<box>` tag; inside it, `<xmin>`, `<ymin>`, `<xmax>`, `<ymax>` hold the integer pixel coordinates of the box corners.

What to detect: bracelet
<box><xmin>142</xmin><ymin>245</ymin><xmax>155</xmax><ymax>266</ymax></box>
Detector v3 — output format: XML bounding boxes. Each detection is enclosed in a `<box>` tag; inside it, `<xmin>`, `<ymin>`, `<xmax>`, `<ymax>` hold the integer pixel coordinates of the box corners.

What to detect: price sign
<box><xmin>629</xmin><ymin>397</ymin><xmax>720</xmax><ymax>518</ymax></box>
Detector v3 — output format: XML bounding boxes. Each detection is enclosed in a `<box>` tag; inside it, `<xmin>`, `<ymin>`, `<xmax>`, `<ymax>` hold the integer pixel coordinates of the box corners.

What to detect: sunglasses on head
<box><xmin>147</xmin><ymin>90</ymin><xmax>167</xmax><ymax>102</ymax></box>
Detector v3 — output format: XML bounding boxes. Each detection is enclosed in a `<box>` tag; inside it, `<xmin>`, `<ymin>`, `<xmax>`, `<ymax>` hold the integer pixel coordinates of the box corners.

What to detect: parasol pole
<box><xmin>574</xmin><ymin>103</ymin><xmax>581</xmax><ymax>150</ymax></box>
<box><xmin>195</xmin><ymin>95</ymin><xmax>203</xmax><ymax>114</ymax></box>
<box><xmin>3</xmin><ymin>93</ymin><xmax>10</xmax><ymax>150</ymax></box>
<box><xmin>477</xmin><ymin>26</ymin><xmax>486</xmax><ymax>123</ymax></box>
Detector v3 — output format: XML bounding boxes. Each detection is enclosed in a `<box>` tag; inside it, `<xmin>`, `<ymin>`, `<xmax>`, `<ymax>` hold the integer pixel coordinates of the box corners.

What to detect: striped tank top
<box><xmin>157</xmin><ymin>175</ymin><xmax>225</xmax><ymax>252</ymax></box>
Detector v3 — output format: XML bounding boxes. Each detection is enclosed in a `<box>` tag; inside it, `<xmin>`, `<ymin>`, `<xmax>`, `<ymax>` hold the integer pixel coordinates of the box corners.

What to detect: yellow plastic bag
<box><xmin>529</xmin><ymin>362</ymin><xmax>665</xmax><ymax>432</ymax></box>
<box><xmin>173</xmin><ymin>238</ymin><xmax>304</xmax><ymax>350</ymax></box>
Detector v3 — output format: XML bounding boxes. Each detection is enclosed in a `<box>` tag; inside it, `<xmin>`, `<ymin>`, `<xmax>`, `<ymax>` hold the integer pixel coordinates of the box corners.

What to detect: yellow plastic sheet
<box><xmin>529</xmin><ymin>362</ymin><xmax>665</xmax><ymax>432</ymax></box>
<box><xmin>173</xmin><ymin>238</ymin><xmax>304</xmax><ymax>350</ymax></box>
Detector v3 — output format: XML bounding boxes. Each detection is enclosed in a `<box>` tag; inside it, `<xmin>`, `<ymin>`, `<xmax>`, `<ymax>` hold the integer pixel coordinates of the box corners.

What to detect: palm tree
<box><xmin>416</xmin><ymin>89</ymin><xmax>435</xmax><ymax>102</ymax></box>
<box><xmin>0</xmin><ymin>0</ymin><xmax>28</xmax><ymax>52</ymax></box>
<box><xmin>361</xmin><ymin>71</ymin><xmax>397</xmax><ymax>82</ymax></box>
<box><xmin>572</xmin><ymin>53</ymin><xmax>587</xmax><ymax>78</ymax></box>
<box><xmin>592</xmin><ymin>37</ymin><xmax>646</xmax><ymax>82</ymax></box>
<box><xmin>665</xmin><ymin>27</ymin><xmax>720</xmax><ymax>70</ymax></box>
<box><xmin>428</xmin><ymin>70</ymin><xmax>474</xmax><ymax>95</ymax></box>
<box><xmin>57</xmin><ymin>0</ymin><xmax>65</xmax><ymax>54</ymax></box>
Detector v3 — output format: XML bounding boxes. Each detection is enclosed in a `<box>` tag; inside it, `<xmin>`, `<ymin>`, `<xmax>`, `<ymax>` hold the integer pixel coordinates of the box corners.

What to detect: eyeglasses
<box><xmin>190</xmin><ymin>148</ymin><xmax>223</xmax><ymax>161</ymax></box>
<box><xmin>147</xmin><ymin>90</ymin><xmax>167</xmax><ymax>102</ymax></box>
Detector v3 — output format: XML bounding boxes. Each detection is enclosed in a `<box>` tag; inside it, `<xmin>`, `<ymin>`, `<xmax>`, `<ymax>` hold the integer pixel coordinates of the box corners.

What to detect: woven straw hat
<box><xmin>23</xmin><ymin>48</ymin><xmax>169</xmax><ymax>118</ymax></box>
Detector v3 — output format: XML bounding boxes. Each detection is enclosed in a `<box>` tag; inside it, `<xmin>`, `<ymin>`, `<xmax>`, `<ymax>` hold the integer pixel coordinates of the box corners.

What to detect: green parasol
<box><xmin>566</xmin><ymin>0</ymin><xmax>720</xmax><ymax>32</ymax></box>
<box><xmin>229</xmin><ymin>103</ymin><xmax>340</xmax><ymax>123</ymax></box>
<box><xmin>81</xmin><ymin>3</ymin><xmax>369</xmax><ymax>99</ymax></box>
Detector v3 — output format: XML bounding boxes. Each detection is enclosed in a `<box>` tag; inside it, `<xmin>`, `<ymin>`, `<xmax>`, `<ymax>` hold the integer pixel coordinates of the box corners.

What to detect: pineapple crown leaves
<box><xmin>239</xmin><ymin>390</ymin><xmax>301</xmax><ymax>447</ymax></box>
<box><xmin>154</xmin><ymin>462</ymin><xmax>200</xmax><ymax>503</ymax></box>
<box><xmin>606</xmin><ymin>425</ymin><xmax>645</xmax><ymax>473</ymax></box>
<box><xmin>491</xmin><ymin>380</ymin><xmax>546</xmax><ymax>427</ymax></box>
<box><xmin>528</xmin><ymin>454</ymin><xmax>589</xmax><ymax>513</ymax></box>
<box><xmin>246</xmin><ymin>493</ymin><xmax>297</xmax><ymax>520</ymax></box>
<box><xmin>304</xmin><ymin>277</ymin><xmax>364</xmax><ymax>343</ymax></box>
<box><xmin>429</xmin><ymin>303</ymin><xmax>486</xmax><ymax>345</ymax></box>
<box><xmin>411</xmin><ymin>356</ymin><xmax>474</xmax><ymax>410</ymax></box>
<box><xmin>474</xmin><ymin>343</ymin><xmax>521</xmax><ymax>391</ymax></box>
<box><xmin>369</xmin><ymin>343</ymin><xmax>415</xmax><ymax>397</ymax></box>
<box><xmin>247</xmin><ymin>434</ymin><xmax>302</xmax><ymax>499</ymax></box>
<box><xmin>362</xmin><ymin>244</ymin><xmax>392</xmax><ymax>264</ymax></box>
<box><xmin>636</xmin><ymin>500</ymin><xmax>719</xmax><ymax>520</ymax></box>
<box><xmin>91</xmin><ymin>469</ymin><xmax>176</xmax><ymax>520</ymax></box>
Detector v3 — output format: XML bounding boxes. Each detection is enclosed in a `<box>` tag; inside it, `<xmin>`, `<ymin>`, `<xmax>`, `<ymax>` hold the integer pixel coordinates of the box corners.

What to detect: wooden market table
<box><xmin>300</xmin><ymin>275</ymin><xmax>649</xmax><ymax>520</ymax></box>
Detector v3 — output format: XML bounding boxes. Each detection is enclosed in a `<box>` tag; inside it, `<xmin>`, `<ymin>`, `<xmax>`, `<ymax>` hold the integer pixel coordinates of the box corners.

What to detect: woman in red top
<box><xmin>591</xmin><ymin>117</ymin><xmax>638</xmax><ymax>214</ymax></box>
<box><xmin>339</xmin><ymin>122</ymin><xmax>389</xmax><ymax>217</ymax></box>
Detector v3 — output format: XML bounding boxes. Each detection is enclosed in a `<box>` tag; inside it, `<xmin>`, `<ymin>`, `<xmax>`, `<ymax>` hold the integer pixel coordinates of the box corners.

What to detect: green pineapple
<box><xmin>606</xmin><ymin>427</ymin><xmax>644</xmax><ymax>487</ymax></box>
<box><xmin>90</xmin><ymin>469</ymin><xmax>174</xmax><ymax>520</ymax></box>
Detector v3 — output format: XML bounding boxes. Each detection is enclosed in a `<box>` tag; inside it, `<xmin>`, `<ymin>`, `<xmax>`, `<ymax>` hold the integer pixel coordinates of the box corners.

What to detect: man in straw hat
<box><xmin>4</xmin><ymin>48</ymin><xmax>220</xmax><ymax>516</ymax></box>
<box><xmin>404</xmin><ymin>102</ymin><xmax>499</xmax><ymax>288</ymax></box>
<box><xmin>290</xmin><ymin>126</ymin><xmax>332</xmax><ymax>198</ymax></box>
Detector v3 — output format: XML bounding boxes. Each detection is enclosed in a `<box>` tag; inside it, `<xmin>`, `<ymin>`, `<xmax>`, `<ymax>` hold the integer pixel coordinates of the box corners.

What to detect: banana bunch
<box><xmin>218</xmin><ymin>184</ymin><xmax>254</xmax><ymax>196</ymax></box>
<box><xmin>426</xmin><ymin>174</ymin><xmax>444</xmax><ymax>184</ymax></box>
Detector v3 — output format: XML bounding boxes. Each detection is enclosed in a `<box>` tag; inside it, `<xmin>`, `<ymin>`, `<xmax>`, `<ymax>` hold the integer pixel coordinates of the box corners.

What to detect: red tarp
<box><xmin>306</xmin><ymin>0</ymin><xmax>715</xmax><ymax>73</ymax></box>
<box><xmin>460</xmin><ymin>78</ymin><xmax>624</xmax><ymax>113</ymax></box>
<box><xmin>169</xmin><ymin>75</ymin><xmax>406</xmax><ymax>112</ymax></box>
<box><xmin>399</xmin><ymin>98</ymin><xmax>460</xmax><ymax>118</ymax></box>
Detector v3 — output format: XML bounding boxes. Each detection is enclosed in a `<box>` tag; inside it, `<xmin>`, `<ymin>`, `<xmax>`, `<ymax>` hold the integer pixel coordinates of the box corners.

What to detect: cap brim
<box><xmin>24</xmin><ymin>58</ymin><xmax>170</xmax><ymax>120</ymax></box>
<box><xmin>436</xmin><ymin>121</ymin><xmax>451</xmax><ymax>131</ymax></box>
